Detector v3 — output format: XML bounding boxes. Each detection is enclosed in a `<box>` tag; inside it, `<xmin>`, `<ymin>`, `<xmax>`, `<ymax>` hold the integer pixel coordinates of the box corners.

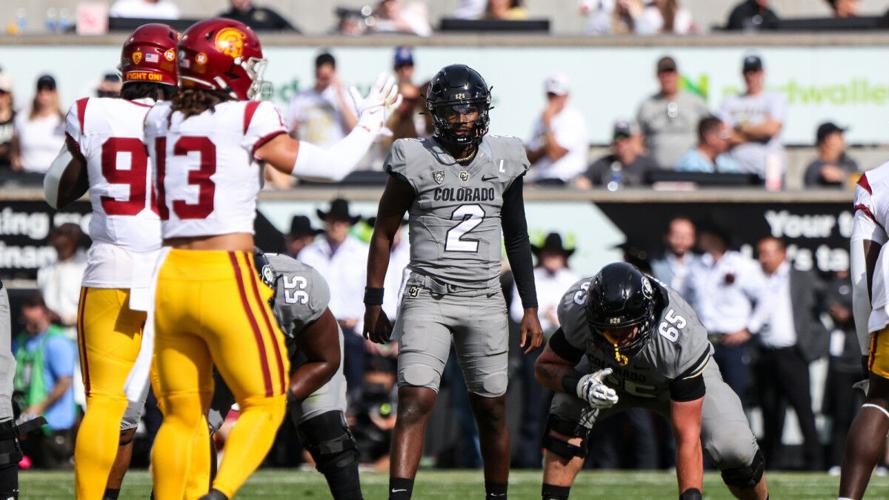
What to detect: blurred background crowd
<box><xmin>0</xmin><ymin>0</ymin><xmax>883</xmax><ymax>477</ymax></box>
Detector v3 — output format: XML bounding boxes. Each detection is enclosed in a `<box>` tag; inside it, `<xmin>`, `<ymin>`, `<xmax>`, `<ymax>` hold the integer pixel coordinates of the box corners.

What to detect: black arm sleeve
<box><xmin>668</xmin><ymin>374</ymin><xmax>706</xmax><ymax>402</ymax></box>
<box><xmin>548</xmin><ymin>328</ymin><xmax>584</xmax><ymax>365</ymax></box>
<box><xmin>501</xmin><ymin>175</ymin><xmax>538</xmax><ymax>309</ymax></box>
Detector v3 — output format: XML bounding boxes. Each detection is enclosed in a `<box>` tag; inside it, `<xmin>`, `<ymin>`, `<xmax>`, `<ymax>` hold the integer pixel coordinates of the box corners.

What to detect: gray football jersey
<box><xmin>385</xmin><ymin>135</ymin><xmax>530</xmax><ymax>288</ymax></box>
<box><xmin>557</xmin><ymin>276</ymin><xmax>713</xmax><ymax>400</ymax></box>
<box><xmin>262</xmin><ymin>253</ymin><xmax>330</xmax><ymax>338</ymax></box>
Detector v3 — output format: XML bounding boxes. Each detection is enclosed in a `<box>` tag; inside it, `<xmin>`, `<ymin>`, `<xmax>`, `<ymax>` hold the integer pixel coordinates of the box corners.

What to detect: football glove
<box><xmin>350</xmin><ymin>73</ymin><xmax>402</xmax><ymax>134</ymax></box>
<box><xmin>576</xmin><ymin>368</ymin><xmax>619</xmax><ymax>409</ymax></box>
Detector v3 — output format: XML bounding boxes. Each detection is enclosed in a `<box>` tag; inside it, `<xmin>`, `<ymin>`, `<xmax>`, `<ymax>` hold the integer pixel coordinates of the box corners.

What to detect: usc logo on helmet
<box><xmin>215</xmin><ymin>27</ymin><xmax>246</xmax><ymax>59</ymax></box>
<box><xmin>132</xmin><ymin>51</ymin><xmax>143</xmax><ymax>64</ymax></box>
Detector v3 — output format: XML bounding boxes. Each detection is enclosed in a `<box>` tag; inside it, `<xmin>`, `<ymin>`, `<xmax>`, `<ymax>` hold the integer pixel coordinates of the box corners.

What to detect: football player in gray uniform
<box><xmin>364</xmin><ymin>64</ymin><xmax>544</xmax><ymax>500</ymax></box>
<box><xmin>208</xmin><ymin>250</ymin><xmax>361</xmax><ymax>499</ymax></box>
<box><xmin>535</xmin><ymin>263</ymin><xmax>768</xmax><ymax>500</ymax></box>
<box><xmin>0</xmin><ymin>280</ymin><xmax>19</xmax><ymax>499</ymax></box>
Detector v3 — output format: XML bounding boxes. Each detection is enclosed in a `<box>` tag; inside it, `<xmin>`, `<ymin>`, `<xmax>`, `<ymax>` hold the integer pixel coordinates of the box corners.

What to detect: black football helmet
<box><xmin>425</xmin><ymin>64</ymin><xmax>492</xmax><ymax>148</ymax></box>
<box><xmin>585</xmin><ymin>262</ymin><xmax>658</xmax><ymax>366</ymax></box>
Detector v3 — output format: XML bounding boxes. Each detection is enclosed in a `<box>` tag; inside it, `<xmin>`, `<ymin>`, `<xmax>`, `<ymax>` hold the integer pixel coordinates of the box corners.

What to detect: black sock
<box><xmin>485</xmin><ymin>482</ymin><xmax>507</xmax><ymax>499</ymax></box>
<box><xmin>389</xmin><ymin>477</ymin><xmax>414</xmax><ymax>500</ymax></box>
<box><xmin>103</xmin><ymin>488</ymin><xmax>120</xmax><ymax>500</ymax></box>
<box><xmin>0</xmin><ymin>462</ymin><xmax>18</xmax><ymax>500</ymax></box>
<box><xmin>541</xmin><ymin>483</ymin><xmax>570</xmax><ymax>500</ymax></box>
<box><xmin>322</xmin><ymin>462</ymin><xmax>363</xmax><ymax>499</ymax></box>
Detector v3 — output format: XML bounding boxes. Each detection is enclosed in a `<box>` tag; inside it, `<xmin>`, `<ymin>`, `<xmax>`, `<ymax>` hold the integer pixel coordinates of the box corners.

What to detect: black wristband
<box><xmin>364</xmin><ymin>287</ymin><xmax>384</xmax><ymax>306</ymax></box>
<box><xmin>679</xmin><ymin>488</ymin><xmax>702</xmax><ymax>500</ymax></box>
<box><xmin>561</xmin><ymin>370</ymin><xmax>581</xmax><ymax>395</ymax></box>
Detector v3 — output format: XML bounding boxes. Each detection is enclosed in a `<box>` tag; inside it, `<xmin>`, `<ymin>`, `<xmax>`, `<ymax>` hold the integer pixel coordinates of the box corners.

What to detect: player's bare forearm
<box><xmin>535</xmin><ymin>344</ymin><xmax>576</xmax><ymax>393</ymax></box>
<box><xmin>366</xmin><ymin>176</ymin><xmax>413</xmax><ymax>288</ymax></box>
<box><xmin>671</xmin><ymin>397</ymin><xmax>704</xmax><ymax>494</ymax></box>
<box><xmin>291</xmin><ymin>309</ymin><xmax>340</xmax><ymax>400</ymax></box>
<box><xmin>56</xmin><ymin>138</ymin><xmax>89</xmax><ymax>208</ymax></box>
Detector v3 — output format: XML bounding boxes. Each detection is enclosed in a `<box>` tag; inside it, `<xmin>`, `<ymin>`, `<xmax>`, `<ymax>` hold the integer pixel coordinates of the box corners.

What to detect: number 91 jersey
<box><xmin>558</xmin><ymin>277</ymin><xmax>713</xmax><ymax>400</ymax></box>
<box><xmin>65</xmin><ymin>97</ymin><xmax>161</xmax><ymax>253</ymax></box>
<box><xmin>385</xmin><ymin>135</ymin><xmax>529</xmax><ymax>289</ymax></box>
<box><xmin>143</xmin><ymin>100</ymin><xmax>287</xmax><ymax>238</ymax></box>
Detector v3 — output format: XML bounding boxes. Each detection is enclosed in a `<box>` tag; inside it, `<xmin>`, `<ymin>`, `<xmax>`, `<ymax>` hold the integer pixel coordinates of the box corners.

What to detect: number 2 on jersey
<box><xmin>445</xmin><ymin>204</ymin><xmax>485</xmax><ymax>252</ymax></box>
<box><xmin>155</xmin><ymin>136</ymin><xmax>217</xmax><ymax>220</ymax></box>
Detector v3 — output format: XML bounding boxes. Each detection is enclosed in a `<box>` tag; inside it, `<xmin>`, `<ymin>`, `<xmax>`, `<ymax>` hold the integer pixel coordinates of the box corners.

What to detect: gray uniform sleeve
<box><xmin>651</xmin><ymin>288</ymin><xmax>713</xmax><ymax>381</ymax></box>
<box><xmin>384</xmin><ymin>138</ymin><xmax>419</xmax><ymax>192</ymax></box>
<box><xmin>556</xmin><ymin>278</ymin><xmax>595</xmax><ymax>352</ymax></box>
<box><xmin>266</xmin><ymin>254</ymin><xmax>331</xmax><ymax>336</ymax></box>
<box><xmin>493</xmin><ymin>135</ymin><xmax>531</xmax><ymax>189</ymax></box>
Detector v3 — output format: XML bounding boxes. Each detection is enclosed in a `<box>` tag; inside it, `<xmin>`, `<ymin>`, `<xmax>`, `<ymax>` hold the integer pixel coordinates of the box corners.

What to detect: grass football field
<box><xmin>18</xmin><ymin>469</ymin><xmax>889</xmax><ymax>499</ymax></box>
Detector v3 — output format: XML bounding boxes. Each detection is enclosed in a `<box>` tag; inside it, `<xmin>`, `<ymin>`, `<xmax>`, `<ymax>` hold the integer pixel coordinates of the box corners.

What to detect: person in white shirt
<box><xmin>650</xmin><ymin>216</ymin><xmax>698</xmax><ymax>296</ymax></box>
<box><xmin>749</xmin><ymin>237</ymin><xmax>825</xmax><ymax>471</ymax></box>
<box><xmin>109</xmin><ymin>0</ymin><xmax>180</xmax><ymax>19</ymax></box>
<box><xmin>526</xmin><ymin>73</ymin><xmax>589</xmax><ymax>184</ymax></box>
<box><xmin>372</xmin><ymin>0</ymin><xmax>432</xmax><ymax>36</ymax></box>
<box><xmin>509</xmin><ymin>232</ymin><xmax>578</xmax><ymax>468</ymax></box>
<box><xmin>36</xmin><ymin>223</ymin><xmax>86</xmax><ymax>340</ymax></box>
<box><xmin>683</xmin><ymin>223</ymin><xmax>764</xmax><ymax>400</ymax></box>
<box><xmin>286</xmin><ymin>52</ymin><xmax>358</xmax><ymax>149</ymax></box>
<box><xmin>298</xmin><ymin>199</ymin><xmax>369</xmax><ymax>399</ymax></box>
<box><xmin>719</xmin><ymin>55</ymin><xmax>787</xmax><ymax>182</ymax></box>
<box><xmin>11</xmin><ymin>75</ymin><xmax>64</xmax><ymax>175</ymax></box>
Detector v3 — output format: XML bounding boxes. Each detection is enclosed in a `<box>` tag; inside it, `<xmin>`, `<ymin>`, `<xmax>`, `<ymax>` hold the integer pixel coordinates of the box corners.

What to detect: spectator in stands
<box><xmin>827</xmin><ymin>0</ymin><xmax>860</xmax><ymax>18</ymax></box>
<box><xmin>577</xmin><ymin>120</ymin><xmax>656</xmax><ymax>190</ymax></box>
<box><xmin>650</xmin><ymin>216</ymin><xmax>697</xmax><ymax>294</ymax></box>
<box><xmin>484</xmin><ymin>0</ymin><xmax>528</xmax><ymax>20</ymax></box>
<box><xmin>675</xmin><ymin>116</ymin><xmax>741</xmax><ymax>173</ymax></box>
<box><xmin>719</xmin><ymin>55</ymin><xmax>787</xmax><ymax>182</ymax></box>
<box><xmin>95</xmin><ymin>73</ymin><xmax>121</xmax><ymax>98</ymax></box>
<box><xmin>822</xmin><ymin>270</ymin><xmax>864</xmax><ymax>475</ymax></box>
<box><xmin>219</xmin><ymin>0</ymin><xmax>298</xmax><ymax>31</ymax></box>
<box><xmin>11</xmin><ymin>75</ymin><xmax>64</xmax><ymax>175</ymax></box>
<box><xmin>393</xmin><ymin>46</ymin><xmax>415</xmax><ymax>86</ymax></box>
<box><xmin>384</xmin><ymin>47</ymin><xmax>427</xmax><ymax>148</ymax></box>
<box><xmin>804</xmin><ymin>122</ymin><xmax>859</xmax><ymax>188</ymax></box>
<box><xmin>109</xmin><ymin>0</ymin><xmax>180</xmax><ymax>19</ymax></box>
<box><xmin>526</xmin><ymin>73</ymin><xmax>589</xmax><ymax>184</ymax></box>
<box><xmin>284</xmin><ymin>215</ymin><xmax>320</xmax><ymax>259</ymax></box>
<box><xmin>12</xmin><ymin>294</ymin><xmax>77</xmax><ymax>469</ymax></box>
<box><xmin>0</xmin><ymin>73</ymin><xmax>14</xmax><ymax>170</ymax></box>
<box><xmin>509</xmin><ymin>232</ymin><xmax>578</xmax><ymax>468</ymax></box>
<box><xmin>286</xmin><ymin>52</ymin><xmax>357</xmax><ymax>147</ymax></box>
<box><xmin>454</xmin><ymin>0</ymin><xmax>488</xmax><ymax>19</ymax></box>
<box><xmin>684</xmin><ymin>222</ymin><xmax>763</xmax><ymax>401</ymax></box>
<box><xmin>371</xmin><ymin>0</ymin><xmax>432</xmax><ymax>36</ymax></box>
<box><xmin>636</xmin><ymin>55</ymin><xmax>709</xmax><ymax>169</ymax></box>
<box><xmin>578</xmin><ymin>0</ymin><xmax>617</xmax><ymax>34</ymax></box>
<box><xmin>298</xmin><ymin>199</ymin><xmax>368</xmax><ymax>402</ymax></box>
<box><xmin>725</xmin><ymin>0</ymin><xmax>779</xmax><ymax>31</ymax></box>
<box><xmin>749</xmin><ymin>237</ymin><xmax>825</xmax><ymax>470</ymax></box>
<box><xmin>634</xmin><ymin>0</ymin><xmax>696</xmax><ymax>34</ymax></box>
<box><xmin>37</xmin><ymin>224</ymin><xmax>87</xmax><ymax>340</ymax></box>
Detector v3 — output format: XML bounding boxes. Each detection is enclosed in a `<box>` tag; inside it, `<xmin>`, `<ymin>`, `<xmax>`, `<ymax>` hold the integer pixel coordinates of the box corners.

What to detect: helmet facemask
<box><xmin>589</xmin><ymin>314</ymin><xmax>654</xmax><ymax>366</ymax></box>
<box><xmin>239</xmin><ymin>56</ymin><xmax>268</xmax><ymax>101</ymax></box>
<box><xmin>429</xmin><ymin>99</ymin><xmax>490</xmax><ymax>148</ymax></box>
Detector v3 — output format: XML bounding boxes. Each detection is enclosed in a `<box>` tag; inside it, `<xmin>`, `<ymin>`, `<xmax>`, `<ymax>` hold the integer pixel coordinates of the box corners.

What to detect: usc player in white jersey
<box><xmin>841</xmin><ymin>167</ymin><xmax>889</xmax><ymax>500</ymax></box>
<box><xmin>143</xmin><ymin>18</ymin><xmax>399</xmax><ymax>500</ymax></box>
<box><xmin>42</xmin><ymin>24</ymin><xmax>179</xmax><ymax>500</ymax></box>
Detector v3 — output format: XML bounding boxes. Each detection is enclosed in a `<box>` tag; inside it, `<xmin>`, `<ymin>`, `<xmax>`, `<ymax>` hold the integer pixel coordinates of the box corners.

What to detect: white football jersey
<box><xmin>65</xmin><ymin>96</ymin><xmax>163</xmax><ymax>289</ymax></box>
<box><xmin>144</xmin><ymin>100</ymin><xmax>287</xmax><ymax>238</ymax></box>
<box><xmin>854</xmin><ymin>166</ymin><xmax>889</xmax><ymax>326</ymax></box>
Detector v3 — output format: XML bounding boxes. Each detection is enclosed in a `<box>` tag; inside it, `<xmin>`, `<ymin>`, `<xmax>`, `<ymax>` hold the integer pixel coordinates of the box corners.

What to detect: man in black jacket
<box><xmin>726</xmin><ymin>0</ymin><xmax>780</xmax><ymax>31</ymax></box>
<box><xmin>219</xmin><ymin>0</ymin><xmax>299</xmax><ymax>31</ymax></box>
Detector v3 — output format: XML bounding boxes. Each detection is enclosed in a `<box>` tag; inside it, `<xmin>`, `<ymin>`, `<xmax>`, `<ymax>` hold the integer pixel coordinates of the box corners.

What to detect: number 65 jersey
<box><xmin>64</xmin><ymin>97</ymin><xmax>161</xmax><ymax>288</ymax></box>
<box><xmin>558</xmin><ymin>277</ymin><xmax>713</xmax><ymax>401</ymax></box>
<box><xmin>385</xmin><ymin>135</ymin><xmax>529</xmax><ymax>290</ymax></box>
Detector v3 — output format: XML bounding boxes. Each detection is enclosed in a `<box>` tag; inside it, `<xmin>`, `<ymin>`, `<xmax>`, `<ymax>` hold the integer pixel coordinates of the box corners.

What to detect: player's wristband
<box><xmin>364</xmin><ymin>287</ymin><xmax>384</xmax><ymax>306</ymax></box>
<box><xmin>561</xmin><ymin>370</ymin><xmax>582</xmax><ymax>395</ymax></box>
<box><xmin>679</xmin><ymin>488</ymin><xmax>702</xmax><ymax>500</ymax></box>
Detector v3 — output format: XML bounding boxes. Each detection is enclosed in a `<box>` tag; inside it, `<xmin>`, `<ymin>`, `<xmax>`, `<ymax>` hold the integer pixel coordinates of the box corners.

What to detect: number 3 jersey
<box><xmin>143</xmin><ymin>100</ymin><xmax>287</xmax><ymax>239</ymax></box>
<box><xmin>384</xmin><ymin>136</ymin><xmax>529</xmax><ymax>289</ymax></box>
<box><xmin>64</xmin><ymin>97</ymin><xmax>161</xmax><ymax>288</ymax></box>
<box><xmin>558</xmin><ymin>277</ymin><xmax>713</xmax><ymax>400</ymax></box>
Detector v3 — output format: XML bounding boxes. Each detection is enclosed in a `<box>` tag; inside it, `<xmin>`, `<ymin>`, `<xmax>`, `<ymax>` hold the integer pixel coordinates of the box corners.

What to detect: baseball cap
<box><xmin>36</xmin><ymin>74</ymin><xmax>56</xmax><ymax>91</ymax></box>
<box><xmin>656</xmin><ymin>56</ymin><xmax>677</xmax><ymax>73</ymax></box>
<box><xmin>613</xmin><ymin>120</ymin><xmax>638</xmax><ymax>141</ymax></box>
<box><xmin>816</xmin><ymin>122</ymin><xmax>846</xmax><ymax>144</ymax></box>
<box><xmin>393</xmin><ymin>46</ymin><xmax>414</xmax><ymax>68</ymax></box>
<box><xmin>742</xmin><ymin>55</ymin><xmax>763</xmax><ymax>73</ymax></box>
<box><xmin>544</xmin><ymin>73</ymin><xmax>570</xmax><ymax>96</ymax></box>
<box><xmin>0</xmin><ymin>73</ymin><xmax>11</xmax><ymax>93</ymax></box>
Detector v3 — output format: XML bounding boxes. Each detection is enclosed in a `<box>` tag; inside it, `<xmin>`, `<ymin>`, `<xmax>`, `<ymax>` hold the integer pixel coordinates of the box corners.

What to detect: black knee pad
<box><xmin>297</xmin><ymin>411</ymin><xmax>359</xmax><ymax>474</ymax></box>
<box><xmin>541</xmin><ymin>415</ymin><xmax>588</xmax><ymax>460</ymax></box>
<box><xmin>721</xmin><ymin>449</ymin><xmax>765</xmax><ymax>488</ymax></box>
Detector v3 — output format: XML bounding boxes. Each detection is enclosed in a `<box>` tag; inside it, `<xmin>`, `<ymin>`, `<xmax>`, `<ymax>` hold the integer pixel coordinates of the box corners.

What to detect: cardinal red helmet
<box><xmin>120</xmin><ymin>23</ymin><xmax>179</xmax><ymax>87</ymax></box>
<box><xmin>177</xmin><ymin>18</ymin><xmax>266</xmax><ymax>100</ymax></box>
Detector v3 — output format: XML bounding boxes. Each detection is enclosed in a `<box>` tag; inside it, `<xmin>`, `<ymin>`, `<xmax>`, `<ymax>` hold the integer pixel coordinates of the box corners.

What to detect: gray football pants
<box><xmin>393</xmin><ymin>277</ymin><xmax>509</xmax><ymax>398</ymax></box>
<box><xmin>0</xmin><ymin>285</ymin><xmax>13</xmax><ymax>422</ymax></box>
<box><xmin>550</xmin><ymin>359</ymin><xmax>759</xmax><ymax>470</ymax></box>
